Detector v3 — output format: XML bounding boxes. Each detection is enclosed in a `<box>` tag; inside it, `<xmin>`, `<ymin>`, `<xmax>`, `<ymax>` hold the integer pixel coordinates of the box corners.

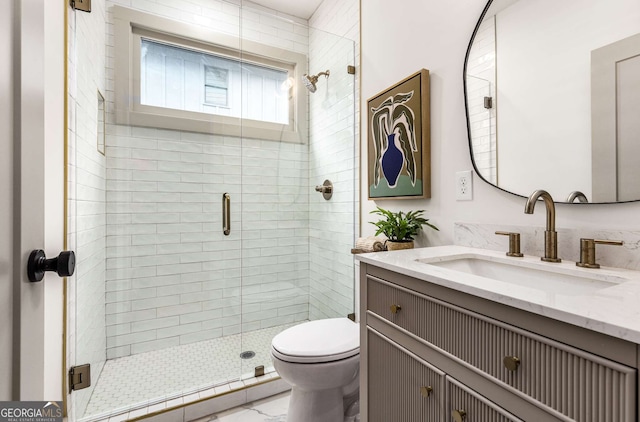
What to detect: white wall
<box><xmin>496</xmin><ymin>0</ymin><xmax>640</xmax><ymax>200</ymax></box>
<box><xmin>360</xmin><ymin>0</ymin><xmax>640</xmax><ymax>250</ymax></box>
<box><xmin>0</xmin><ymin>0</ymin><xmax>15</xmax><ymax>401</ymax></box>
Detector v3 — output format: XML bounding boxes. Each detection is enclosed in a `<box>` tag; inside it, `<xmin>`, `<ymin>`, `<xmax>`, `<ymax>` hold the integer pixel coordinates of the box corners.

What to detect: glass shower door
<box><xmin>67</xmin><ymin>0</ymin><xmax>358</xmax><ymax>419</ymax></box>
<box><xmin>305</xmin><ymin>28</ymin><xmax>357</xmax><ymax>323</ymax></box>
<box><xmin>237</xmin><ymin>20</ymin><xmax>357</xmax><ymax>379</ymax></box>
<box><xmin>67</xmin><ymin>2</ymin><xmax>244</xmax><ymax>420</ymax></box>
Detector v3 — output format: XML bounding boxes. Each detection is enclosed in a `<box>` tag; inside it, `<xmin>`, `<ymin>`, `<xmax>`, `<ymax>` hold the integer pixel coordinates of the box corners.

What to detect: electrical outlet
<box><xmin>456</xmin><ymin>170</ymin><xmax>473</xmax><ymax>200</ymax></box>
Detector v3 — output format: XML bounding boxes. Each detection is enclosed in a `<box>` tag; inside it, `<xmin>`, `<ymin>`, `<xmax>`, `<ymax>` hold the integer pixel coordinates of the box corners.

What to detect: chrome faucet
<box><xmin>524</xmin><ymin>189</ymin><xmax>561</xmax><ymax>262</ymax></box>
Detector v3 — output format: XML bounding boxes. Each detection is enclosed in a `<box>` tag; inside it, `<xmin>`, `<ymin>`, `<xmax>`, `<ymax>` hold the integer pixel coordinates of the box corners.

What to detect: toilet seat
<box><xmin>272</xmin><ymin>318</ymin><xmax>359</xmax><ymax>364</ymax></box>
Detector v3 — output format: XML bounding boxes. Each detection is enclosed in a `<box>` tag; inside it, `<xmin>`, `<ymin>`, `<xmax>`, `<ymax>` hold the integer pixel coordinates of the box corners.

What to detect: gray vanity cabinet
<box><xmin>360</xmin><ymin>263</ymin><xmax>639</xmax><ymax>422</ymax></box>
<box><xmin>367</xmin><ymin>327</ymin><xmax>521</xmax><ymax>422</ymax></box>
<box><xmin>447</xmin><ymin>376</ymin><xmax>522</xmax><ymax>422</ymax></box>
<box><xmin>368</xmin><ymin>329</ymin><xmax>445</xmax><ymax>421</ymax></box>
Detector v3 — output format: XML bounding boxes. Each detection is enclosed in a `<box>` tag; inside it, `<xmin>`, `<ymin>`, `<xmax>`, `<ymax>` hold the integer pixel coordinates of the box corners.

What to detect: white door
<box><xmin>0</xmin><ymin>0</ymin><xmax>65</xmax><ymax>403</ymax></box>
<box><xmin>591</xmin><ymin>32</ymin><xmax>640</xmax><ymax>202</ymax></box>
<box><xmin>615</xmin><ymin>52</ymin><xmax>640</xmax><ymax>201</ymax></box>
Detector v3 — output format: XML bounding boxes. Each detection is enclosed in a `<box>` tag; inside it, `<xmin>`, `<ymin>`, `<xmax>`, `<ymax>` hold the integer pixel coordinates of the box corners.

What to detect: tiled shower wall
<box><xmin>103</xmin><ymin>131</ymin><xmax>310</xmax><ymax>358</ymax></box>
<box><xmin>308</xmin><ymin>0</ymin><xmax>359</xmax><ymax>320</ymax></box>
<box><xmin>103</xmin><ymin>1</ymin><xmax>311</xmax><ymax>359</ymax></box>
<box><xmin>67</xmin><ymin>0</ymin><xmax>108</xmax><ymax>418</ymax></box>
<box><xmin>466</xmin><ymin>16</ymin><xmax>496</xmax><ymax>183</ymax></box>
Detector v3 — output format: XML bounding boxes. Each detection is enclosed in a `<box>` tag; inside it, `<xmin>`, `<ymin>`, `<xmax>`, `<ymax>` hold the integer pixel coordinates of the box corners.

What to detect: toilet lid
<box><xmin>271</xmin><ymin>318</ymin><xmax>359</xmax><ymax>363</ymax></box>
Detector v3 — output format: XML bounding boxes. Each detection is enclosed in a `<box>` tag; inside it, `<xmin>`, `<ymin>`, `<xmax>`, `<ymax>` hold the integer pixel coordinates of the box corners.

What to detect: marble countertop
<box><xmin>356</xmin><ymin>245</ymin><xmax>640</xmax><ymax>344</ymax></box>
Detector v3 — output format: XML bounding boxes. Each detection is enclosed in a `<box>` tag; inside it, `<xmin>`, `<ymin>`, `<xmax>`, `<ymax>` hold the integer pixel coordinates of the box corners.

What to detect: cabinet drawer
<box><xmin>447</xmin><ymin>375</ymin><xmax>523</xmax><ymax>422</ymax></box>
<box><xmin>367</xmin><ymin>275</ymin><xmax>636</xmax><ymax>422</ymax></box>
<box><xmin>367</xmin><ymin>327</ymin><xmax>445</xmax><ymax>422</ymax></box>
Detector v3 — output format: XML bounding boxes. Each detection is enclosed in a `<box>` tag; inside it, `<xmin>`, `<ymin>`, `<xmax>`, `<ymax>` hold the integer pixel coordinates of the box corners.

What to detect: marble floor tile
<box><xmin>195</xmin><ymin>391</ymin><xmax>361</xmax><ymax>422</ymax></box>
<box><xmin>192</xmin><ymin>391</ymin><xmax>289</xmax><ymax>422</ymax></box>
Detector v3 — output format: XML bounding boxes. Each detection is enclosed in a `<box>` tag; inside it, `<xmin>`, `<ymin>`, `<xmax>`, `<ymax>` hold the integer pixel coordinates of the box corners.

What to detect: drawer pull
<box><xmin>420</xmin><ymin>385</ymin><xmax>433</xmax><ymax>398</ymax></box>
<box><xmin>503</xmin><ymin>356</ymin><xmax>521</xmax><ymax>371</ymax></box>
<box><xmin>390</xmin><ymin>304</ymin><xmax>402</xmax><ymax>314</ymax></box>
<box><xmin>452</xmin><ymin>409</ymin><xmax>467</xmax><ymax>422</ymax></box>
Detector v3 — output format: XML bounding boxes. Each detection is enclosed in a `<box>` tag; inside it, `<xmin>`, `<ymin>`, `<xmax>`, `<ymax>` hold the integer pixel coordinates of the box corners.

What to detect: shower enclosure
<box><xmin>465</xmin><ymin>75</ymin><xmax>496</xmax><ymax>184</ymax></box>
<box><xmin>465</xmin><ymin>13</ymin><xmax>497</xmax><ymax>184</ymax></box>
<box><xmin>66</xmin><ymin>0</ymin><xmax>357</xmax><ymax>420</ymax></box>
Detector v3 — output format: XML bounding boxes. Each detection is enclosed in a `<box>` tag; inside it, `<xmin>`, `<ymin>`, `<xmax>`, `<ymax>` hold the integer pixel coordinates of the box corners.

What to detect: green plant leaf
<box><xmin>369</xmin><ymin>207</ymin><xmax>438</xmax><ymax>241</ymax></box>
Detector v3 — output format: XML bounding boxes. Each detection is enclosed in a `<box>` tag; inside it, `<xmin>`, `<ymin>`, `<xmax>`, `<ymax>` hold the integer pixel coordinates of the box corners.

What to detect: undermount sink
<box><xmin>416</xmin><ymin>254</ymin><xmax>625</xmax><ymax>296</ymax></box>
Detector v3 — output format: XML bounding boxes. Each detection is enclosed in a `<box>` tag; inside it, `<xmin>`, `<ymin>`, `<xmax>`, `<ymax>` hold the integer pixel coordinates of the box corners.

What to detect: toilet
<box><xmin>271</xmin><ymin>318</ymin><xmax>360</xmax><ymax>422</ymax></box>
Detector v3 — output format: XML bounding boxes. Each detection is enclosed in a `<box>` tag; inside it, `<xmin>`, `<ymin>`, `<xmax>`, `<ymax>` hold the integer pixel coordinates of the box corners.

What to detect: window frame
<box><xmin>113</xmin><ymin>6</ymin><xmax>308</xmax><ymax>143</ymax></box>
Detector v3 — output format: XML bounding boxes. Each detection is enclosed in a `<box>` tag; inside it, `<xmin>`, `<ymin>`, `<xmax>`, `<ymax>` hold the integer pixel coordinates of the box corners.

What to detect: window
<box><xmin>204</xmin><ymin>66</ymin><xmax>229</xmax><ymax>107</ymax></box>
<box><xmin>114</xmin><ymin>6</ymin><xmax>308</xmax><ymax>143</ymax></box>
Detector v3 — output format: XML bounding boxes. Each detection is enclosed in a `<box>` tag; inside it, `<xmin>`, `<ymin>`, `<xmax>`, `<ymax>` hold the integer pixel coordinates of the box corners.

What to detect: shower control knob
<box><xmin>27</xmin><ymin>249</ymin><xmax>76</xmax><ymax>282</ymax></box>
<box><xmin>315</xmin><ymin>180</ymin><xmax>333</xmax><ymax>200</ymax></box>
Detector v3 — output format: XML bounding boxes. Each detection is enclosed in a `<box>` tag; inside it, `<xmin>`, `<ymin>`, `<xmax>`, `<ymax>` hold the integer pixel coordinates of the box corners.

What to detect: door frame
<box><xmin>9</xmin><ymin>0</ymin><xmax>65</xmax><ymax>402</ymax></box>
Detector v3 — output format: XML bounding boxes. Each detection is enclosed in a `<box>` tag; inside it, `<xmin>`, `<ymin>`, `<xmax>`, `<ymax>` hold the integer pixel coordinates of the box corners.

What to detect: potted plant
<box><xmin>369</xmin><ymin>207</ymin><xmax>439</xmax><ymax>251</ymax></box>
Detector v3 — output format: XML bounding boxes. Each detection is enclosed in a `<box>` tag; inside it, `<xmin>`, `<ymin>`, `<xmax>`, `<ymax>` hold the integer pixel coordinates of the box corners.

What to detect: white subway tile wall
<box><xmin>103</xmin><ymin>128</ymin><xmax>311</xmax><ymax>358</ymax></box>
<box><xmin>308</xmin><ymin>0</ymin><xmax>359</xmax><ymax>320</ymax></box>
<box><xmin>67</xmin><ymin>0</ymin><xmax>109</xmax><ymax>418</ymax></box>
<box><xmin>466</xmin><ymin>17</ymin><xmax>497</xmax><ymax>183</ymax></box>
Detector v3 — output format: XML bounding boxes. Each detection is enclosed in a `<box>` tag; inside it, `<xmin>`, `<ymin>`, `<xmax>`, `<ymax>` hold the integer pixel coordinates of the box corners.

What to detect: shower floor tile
<box><xmin>82</xmin><ymin>323</ymin><xmax>299</xmax><ymax>420</ymax></box>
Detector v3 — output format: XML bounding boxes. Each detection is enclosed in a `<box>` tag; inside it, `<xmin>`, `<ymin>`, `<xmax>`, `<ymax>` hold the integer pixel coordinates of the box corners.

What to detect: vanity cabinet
<box><xmin>446</xmin><ymin>375</ymin><xmax>522</xmax><ymax>422</ymax></box>
<box><xmin>368</xmin><ymin>328</ymin><xmax>445</xmax><ymax>421</ymax></box>
<box><xmin>360</xmin><ymin>263</ymin><xmax>639</xmax><ymax>422</ymax></box>
<box><xmin>368</xmin><ymin>327</ymin><xmax>522</xmax><ymax>422</ymax></box>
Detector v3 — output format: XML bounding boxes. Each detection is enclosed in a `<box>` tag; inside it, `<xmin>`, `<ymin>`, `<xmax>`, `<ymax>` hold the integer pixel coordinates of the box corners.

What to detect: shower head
<box><xmin>302</xmin><ymin>70</ymin><xmax>330</xmax><ymax>93</ymax></box>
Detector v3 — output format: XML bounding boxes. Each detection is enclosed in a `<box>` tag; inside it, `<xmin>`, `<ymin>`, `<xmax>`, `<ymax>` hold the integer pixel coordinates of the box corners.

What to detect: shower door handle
<box><xmin>222</xmin><ymin>193</ymin><xmax>230</xmax><ymax>236</ymax></box>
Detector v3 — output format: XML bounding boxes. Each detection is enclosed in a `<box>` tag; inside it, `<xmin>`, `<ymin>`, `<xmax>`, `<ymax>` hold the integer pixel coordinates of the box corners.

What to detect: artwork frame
<box><xmin>367</xmin><ymin>69</ymin><xmax>430</xmax><ymax>200</ymax></box>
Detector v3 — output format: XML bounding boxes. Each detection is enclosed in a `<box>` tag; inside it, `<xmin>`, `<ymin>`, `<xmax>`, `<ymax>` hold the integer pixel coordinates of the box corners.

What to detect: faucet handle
<box><xmin>576</xmin><ymin>238</ymin><xmax>623</xmax><ymax>269</ymax></box>
<box><xmin>495</xmin><ymin>231</ymin><xmax>524</xmax><ymax>257</ymax></box>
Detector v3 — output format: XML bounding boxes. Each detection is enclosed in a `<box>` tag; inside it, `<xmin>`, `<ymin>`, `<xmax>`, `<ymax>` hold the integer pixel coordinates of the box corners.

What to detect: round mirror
<box><xmin>464</xmin><ymin>0</ymin><xmax>640</xmax><ymax>203</ymax></box>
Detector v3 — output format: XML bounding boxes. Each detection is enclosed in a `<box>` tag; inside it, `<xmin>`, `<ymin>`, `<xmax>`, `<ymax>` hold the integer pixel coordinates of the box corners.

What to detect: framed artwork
<box><xmin>367</xmin><ymin>69</ymin><xmax>430</xmax><ymax>199</ymax></box>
